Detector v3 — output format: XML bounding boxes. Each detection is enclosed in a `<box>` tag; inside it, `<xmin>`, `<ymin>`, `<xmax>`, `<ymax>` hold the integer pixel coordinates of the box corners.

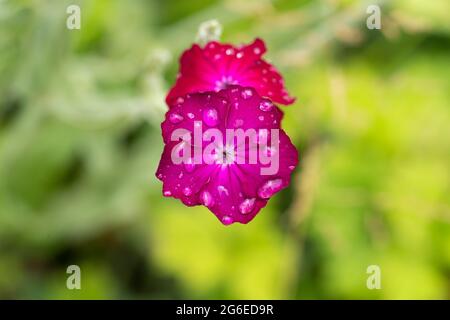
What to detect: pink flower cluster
<box><xmin>156</xmin><ymin>38</ymin><xmax>299</xmax><ymax>225</ymax></box>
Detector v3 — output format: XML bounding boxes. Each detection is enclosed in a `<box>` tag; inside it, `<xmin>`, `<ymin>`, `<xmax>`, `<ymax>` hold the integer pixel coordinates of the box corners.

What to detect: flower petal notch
<box><xmin>166</xmin><ymin>38</ymin><xmax>295</xmax><ymax>106</ymax></box>
<box><xmin>156</xmin><ymin>86</ymin><xmax>299</xmax><ymax>225</ymax></box>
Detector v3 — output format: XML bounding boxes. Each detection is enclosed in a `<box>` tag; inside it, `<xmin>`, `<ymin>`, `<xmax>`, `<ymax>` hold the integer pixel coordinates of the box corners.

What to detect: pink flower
<box><xmin>166</xmin><ymin>38</ymin><xmax>295</xmax><ymax>107</ymax></box>
<box><xmin>156</xmin><ymin>86</ymin><xmax>298</xmax><ymax>225</ymax></box>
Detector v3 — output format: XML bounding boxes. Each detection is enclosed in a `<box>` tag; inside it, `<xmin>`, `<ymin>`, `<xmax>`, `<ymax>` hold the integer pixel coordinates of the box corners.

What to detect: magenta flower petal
<box><xmin>156</xmin><ymin>86</ymin><xmax>298</xmax><ymax>225</ymax></box>
<box><xmin>166</xmin><ymin>38</ymin><xmax>295</xmax><ymax>107</ymax></box>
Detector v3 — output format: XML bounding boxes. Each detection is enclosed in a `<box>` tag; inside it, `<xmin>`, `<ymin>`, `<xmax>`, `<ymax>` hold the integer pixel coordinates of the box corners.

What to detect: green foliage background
<box><xmin>0</xmin><ymin>0</ymin><xmax>449</xmax><ymax>299</ymax></box>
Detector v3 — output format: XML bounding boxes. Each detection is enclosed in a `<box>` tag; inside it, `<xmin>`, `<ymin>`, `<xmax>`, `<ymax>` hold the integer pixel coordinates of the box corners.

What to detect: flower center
<box><xmin>215</xmin><ymin>144</ymin><xmax>235</xmax><ymax>165</ymax></box>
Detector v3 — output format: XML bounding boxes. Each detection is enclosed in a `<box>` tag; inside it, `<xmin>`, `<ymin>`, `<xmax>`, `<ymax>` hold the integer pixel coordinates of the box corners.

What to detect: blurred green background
<box><xmin>0</xmin><ymin>0</ymin><xmax>449</xmax><ymax>299</ymax></box>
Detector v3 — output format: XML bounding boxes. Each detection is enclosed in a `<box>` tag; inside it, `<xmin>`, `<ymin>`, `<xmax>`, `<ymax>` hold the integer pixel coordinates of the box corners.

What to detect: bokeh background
<box><xmin>0</xmin><ymin>0</ymin><xmax>449</xmax><ymax>299</ymax></box>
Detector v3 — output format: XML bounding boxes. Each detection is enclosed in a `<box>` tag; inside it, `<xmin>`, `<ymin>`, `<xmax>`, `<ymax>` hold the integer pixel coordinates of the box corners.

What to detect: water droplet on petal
<box><xmin>239</xmin><ymin>198</ymin><xmax>256</xmax><ymax>214</ymax></box>
<box><xmin>176</xmin><ymin>97</ymin><xmax>184</xmax><ymax>104</ymax></box>
<box><xmin>200</xmin><ymin>190</ymin><xmax>214</xmax><ymax>207</ymax></box>
<box><xmin>187</xmin><ymin>112</ymin><xmax>195</xmax><ymax>119</ymax></box>
<box><xmin>258</xmin><ymin>179</ymin><xmax>283</xmax><ymax>199</ymax></box>
<box><xmin>178</xmin><ymin>172</ymin><xmax>184</xmax><ymax>179</ymax></box>
<box><xmin>253</xmin><ymin>47</ymin><xmax>261</xmax><ymax>55</ymax></box>
<box><xmin>241</xmin><ymin>89</ymin><xmax>253</xmax><ymax>99</ymax></box>
<box><xmin>163</xmin><ymin>190</ymin><xmax>172</xmax><ymax>196</ymax></box>
<box><xmin>258</xmin><ymin>115</ymin><xmax>264</xmax><ymax>121</ymax></box>
<box><xmin>203</xmin><ymin>108</ymin><xmax>219</xmax><ymax>127</ymax></box>
<box><xmin>182</xmin><ymin>187</ymin><xmax>192</xmax><ymax>196</ymax></box>
<box><xmin>259</xmin><ymin>100</ymin><xmax>274</xmax><ymax>112</ymax></box>
<box><xmin>225</xmin><ymin>48</ymin><xmax>234</xmax><ymax>55</ymax></box>
<box><xmin>217</xmin><ymin>185</ymin><xmax>229</xmax><ymax>197</ymax></box>
<box><xmin>288</xmin><ymin>165</ymin><xmax>295</xmax><ymax>171</ymax></box>
<box><xmin>236</xmin><ymin>52</ymin><xmax>243</xmax><ymax>59</ymax></box>
<box><xmin>222</xmin><ymin>216</ymin><xmax>234</xmax><ymax>225</ymax></box>
<box><xmin>157</xmin><ymin>173</ymin><xmax>163</xmax><ymax>179</ymax></box>
<box><xmin>169</xmin><ymin>113</ymin><xmax>184</xmax><ymax>124</ymax></box>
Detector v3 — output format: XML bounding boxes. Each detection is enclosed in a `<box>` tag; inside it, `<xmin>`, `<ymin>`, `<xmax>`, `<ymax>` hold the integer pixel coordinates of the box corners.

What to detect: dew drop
<box><xmin>257</xmin><ymin>179</ymin><xmax>283</xmax><ymax>199</ymax></box>
<box><xmin>253</xmin><ymin>47</ymin><xmax>261</xmax><ymax>55</ymax></box>
<box><xmin>288</xmin><ymin>165</ymin><xmax>295</xmax><ymax>171</ymax></box>
<box><xmin>217</xmin><ymin>185</ymin><xmax>229</xmax><ymax>197</ymax></box>
<box><xmin>241</xmin><ymin>89</ymin><xmax>253</xmax><ymax>99</ymax></box>
<box><xmin>222</xmin><ymin>216</ymin><xmax>234</xmax><ymax>225</ymax></box>
<box><xmin>187</xmin><ymin>112</ymin><xmax>195</xmax><ymax>119</ymax></box>
<box><xmin>200</xmin><ymin>190</ymin><xmax>214</xmax><ymax>207</ymax></box>
<box><xmin>236</xmin><ymin>52</ymin><xmax>243</xmax><ymax>59</ymax></box>
<box><xmin>176</xmin><ymin>97</ymin><xmax>184</xmax><ymax>104</ymax></box>
<box><xmin>259</xmin><ymin>100</ymin><xmax>274</xmax><ymax>112</ymax></box>
<box><xmin>182</xmin><ymin>187</ymin><xmax>192</xmax><ymax>196</ymax></box>
<box><xmin>225</xmin><ymin>48</ymin><xmax>234</xmax><ymax>55</ymax></box>
<box><xmin>258</xmin><ymin>115</ymin><xmax>264</xmax><ymax>121</ymax></box>
<box><xmin>169</xmin><ymin>113</ymin><xmax>184</xmax><ymax>124</ymax></box>
<box><xmin>163</xmin><ymin>190</ymin><xmax>172</xmax><ymax>196</ymax></box>
<box><xmin>203</xmin><ymin>108</ymin><xmax>219</xmax><ymax>127</ymax></box>
<box><xmin>239</xmin><ymin>198</ymin><xmax>256</xmax><ymax>214</ymax></box>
